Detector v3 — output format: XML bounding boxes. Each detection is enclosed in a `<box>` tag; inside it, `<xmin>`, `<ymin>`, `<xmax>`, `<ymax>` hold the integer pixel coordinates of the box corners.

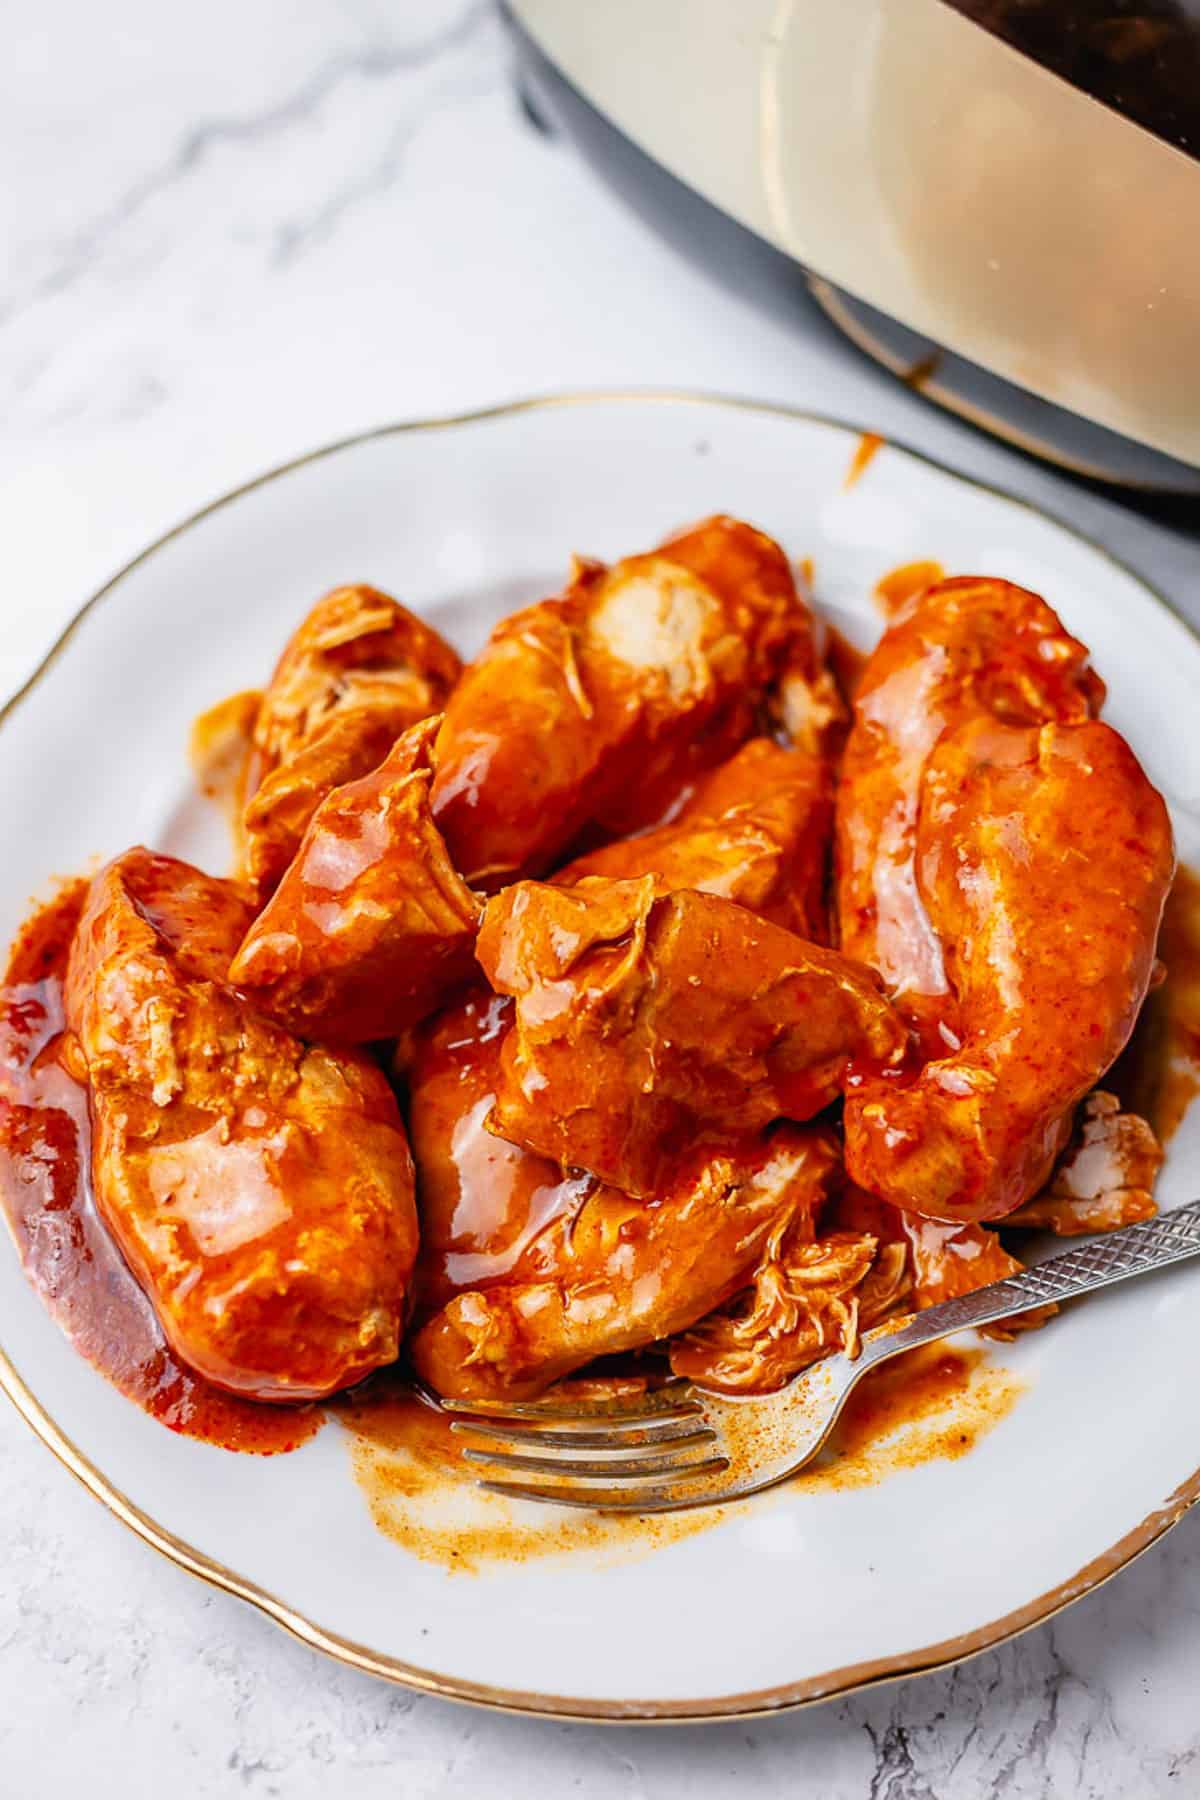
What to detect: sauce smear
<box><xmin>845</xmin><ymin>431</ymin><xmax>884</xmax><ymax>489</ymax></box>
<box><xmin>874</xmin><ymin>559</ymin><xmax>946</xmax><ymax>619</ymax></box>
<box><xmin>0</xmin><ymin>884</ymin><xmax>321</xmax><ymax>1454</ymax></box>
<box><xmin>338</xmin><ymin>1343</ymin><xmax>1023</xmax><ymax>1570</ymax></box>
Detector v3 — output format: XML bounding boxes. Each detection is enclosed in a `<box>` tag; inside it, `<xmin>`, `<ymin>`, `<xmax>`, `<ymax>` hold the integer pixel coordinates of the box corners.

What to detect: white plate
<box><xmin>3</xmin><ymin>393</ymin><xmax>1199</xmax><ymax>1721</ymax></box>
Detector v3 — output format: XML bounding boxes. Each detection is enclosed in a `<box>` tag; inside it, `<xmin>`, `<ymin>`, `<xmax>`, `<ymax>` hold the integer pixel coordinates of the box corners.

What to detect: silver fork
<box><xmin>439</xmin><ymin>1198</ymin><xmax>1200</xmax><ymax>1513</ymax></box>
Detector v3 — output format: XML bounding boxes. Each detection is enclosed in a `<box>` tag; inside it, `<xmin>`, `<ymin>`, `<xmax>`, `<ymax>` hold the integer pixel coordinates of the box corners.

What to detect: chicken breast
<box><xmin>406</xmin><ymin>988</ymin><xmax>593</xmax><ymax>1321</ymax></box>
<box><xmin>411</xmin><ymin>1123</ymin><xmax>841</xmax><ymax>1401</ymax></box>
<box><xmin>835</xmin><ymin>576</ymin><xmax>1103</xmax><ymax>1042</ymax></box>
<box><xmin>243</xmin><ymin>584</ymin><xmax>461</xmax><ymax>895</ymax></box>
<box><xmin>476</xmin><ymin>876</ymin><xmax>907</xmax><ymax>1198</ymax></box>
<box><xmin>64</xmin><ymin>848</ymin><xmax>419</xmax><ymax>1400</ymax></box>
<box><xmin>831</xmin><ymin>1184</ymin><xmax>1054</xmax><ymax>1336</ymax></box>
<box><xmin>431</xmin><ymin>516</ymin><xmax>818</xmax><ymax>889</ymax></box>
<box><xmin>1004</xmin><ymin>1091</ymin><xmax>1161</xmax><ymax>1234</ymax></box>
<box><xmin>230</xmin><ymin>716</ymin><xmax>481</xmax><ymax>1042</ymax></box>
<box><xmin>555</xmin><ymin>736</ymin><xmax>833</xmax><ymax>942</ymax></box>
<box><xmin>843</xmin><ymin>718</ymin><xmax>1173</xmax><ymax>1221</ymax></box>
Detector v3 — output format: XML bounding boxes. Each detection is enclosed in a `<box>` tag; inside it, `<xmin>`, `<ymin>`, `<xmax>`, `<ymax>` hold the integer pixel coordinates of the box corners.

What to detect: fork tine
<box><xmin>460</xmin><ymin>1445</ymin><xmax>726</xmax><ymax>1481</ymax></box>
<box><xmin>448</xmin><ymin>1417</ymin><xmax>714</xmax><ymax>1451</ymax></box>
<box><xmin>478</xmin><ymin>1476</ymin><xmax>729</xmax><ymax>1514</ymax></box>
<box><xmin>438</xmin><ymin>1383</ymin><xmax>700</xmax><ymax>1423</ymax></box>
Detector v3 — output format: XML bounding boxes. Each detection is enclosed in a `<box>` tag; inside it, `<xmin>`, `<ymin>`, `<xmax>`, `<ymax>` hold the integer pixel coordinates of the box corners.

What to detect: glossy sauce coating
<box><xmin>243</xmin><ymin>584</ymin><xmax>461</xmax><ymax>895</ymax></box>
<box><xmin>831</xmin><ymin>1182</ymin><xmax>1054</xmax><ymax>1336</ymax></box>
<box><xmin>407</xmin><ymin>987</ymin><xmax>593</xmax><ymax>1320</ymax></box>
<box><xmin>478</xmin><ymin>876</ymin><xmax>908</xmax><ymax>1199</ymax></box>
<box><xmin>836</xmin><ymin>577</ymin><xmax>1104</xmax><ymax>1039</ymax></box>
<box><xmin>431</xmin><ymin>516</ymin><xmax>818</xmax><ymax>888</ymax></box>
<box><xmin>408</xmin><ymin>985</ymin><xmax>848</xmax><ymax>1400</ymax></box>
<box><xmin>0</xmin><ymin>886</ymin><xmax>321</xmax><ymax>1451</ymax></box>
<box><xmin>5</xmin><ymin>533</ymin><xmax>1186</xmax><ymax>1490</ymax></box>
<box><xmin>231</xmin><ymin>716</ymin><xmax>481</xmax><ymax>1042</ymax></box>
<box><xmin>65</xmin><ymin>849</ymin><xmax>419</xmax><ymax>1399</ymax></box>
<box><xmin>844</xmin><ymin>718</ymin><xmax>1174</xmax><ymax>1221</ymax></box>
<box><xmin>822</xmin><ymin>626</ymin><xmax>869</xmax><ymax>707</ymax></box>
<box><xmin>555</xmin><ymin>737</ymin><xmax>834</xmax><ymax>941</ymax></box>
<box><xmin>411</xmin><ymin>1124</ymin><xmax>841</xmax><ymax>1400</ymax></box>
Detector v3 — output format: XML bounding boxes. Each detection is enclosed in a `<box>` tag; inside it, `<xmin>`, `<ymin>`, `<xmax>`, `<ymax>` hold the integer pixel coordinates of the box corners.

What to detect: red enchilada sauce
<box><xmin>0</xmin><ymin>883</ymin><xmax>321</xmax><ymax>1454</ymax></box>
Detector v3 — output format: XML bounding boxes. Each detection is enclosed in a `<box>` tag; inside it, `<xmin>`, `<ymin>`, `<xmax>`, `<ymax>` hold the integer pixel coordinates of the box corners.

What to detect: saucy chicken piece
<box><xmin>832</xmin><ymin>1183</ymin><xmax>1054</xmax><ymax>1337</ymax></box>
<box><xmin>410</xmin><ymin>740</ymin><xmax>842</xmax><ymax>1318</ymax></box>
<box><xmin>411</xmin><ymin>1123</ymin><xmax>841</xmax><ymax>1400</ymax></box>
<box><xmin>230</xmin><ymin>716</ymin><xmax>480</xmax><ymax>1042</ymax></box>
<box><xmin>1005</xmin><ymin>1091</ymin><xmax>1161</xmax><ymax>1233</ymax></box>
<box><xmin>64</xmin><ymin>849</ymin><xmax>418</xmax><ymax>1401</ymax></box>
<box><xmin>431</xmin><ymin>516</ymin><xmax>817</xmax><ymax>889</ymax></box>
<box><xmin>844</xmin><ymin>718</ymin><xmax>1174</xmax><ymax>1222</ymax></box>
<box><xmin>836</xmin><ymin>577</ymin><xmax>1104</xmax><ymax>1039</ymax></box>
<box><xmin>554</xmin><ymin>737</ymin><xmax>833</xmax><ymax>941</ymax></box>
<box><xmin>477</xmin><ymin>876</ymin><xmax>907</xmax><ymax>1198</ymax></box>
<box><xmin>243</xmin><ymin>584</ymin><xmax>461</xmax><ymax>896</ymax></box>
<box><xmin>407</xmin><ymin>988</ymin><xmax>593</xmax><ymax>1320</ymax></box>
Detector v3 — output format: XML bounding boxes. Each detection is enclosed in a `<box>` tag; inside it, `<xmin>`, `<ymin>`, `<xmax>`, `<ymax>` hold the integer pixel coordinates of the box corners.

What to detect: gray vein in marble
<box><xmin>269</xmin><ymin>62</ymin><xmax>498</xmax><ymax>267</ymax></box>
<box><xmin>863</xmin><ymin>1718</ymin><xmax>937</xmax><ymax>1800</ymax></box>
<box><xmin>0</xmin><ymin>1</ymin><xmax>492</xmax><ymax>330</ymax></box>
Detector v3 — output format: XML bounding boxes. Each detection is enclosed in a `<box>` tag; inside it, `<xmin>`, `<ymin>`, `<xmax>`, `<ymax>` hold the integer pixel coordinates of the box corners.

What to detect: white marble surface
<box><xmin>3</xmin><ymin>3</ymin><xmax>1199</xmax><ymax>1793</ymax></box>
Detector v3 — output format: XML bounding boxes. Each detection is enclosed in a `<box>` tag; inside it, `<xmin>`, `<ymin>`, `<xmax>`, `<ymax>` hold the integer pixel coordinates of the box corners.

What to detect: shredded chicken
<box><xmin>1006</xmin><ymin>1091</ymin><xmax>1162</xmax><ymax>1234</ymax></box>
<box><xmin>668</xmin><ymin>1221</ymin><xmax>910</xmax><ymax>1394</ymax></box>
<box><xmin>832</xmin><ymin>1183</ymin><xmax>1054</xmax><ymax>1340</ymax></box>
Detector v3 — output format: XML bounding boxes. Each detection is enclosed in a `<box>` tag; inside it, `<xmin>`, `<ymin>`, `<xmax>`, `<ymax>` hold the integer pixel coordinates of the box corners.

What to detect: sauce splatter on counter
<box><xmin>902</xmin><ymin>348</ymin><xmax>943</xmax><ymax>392</ymax></box>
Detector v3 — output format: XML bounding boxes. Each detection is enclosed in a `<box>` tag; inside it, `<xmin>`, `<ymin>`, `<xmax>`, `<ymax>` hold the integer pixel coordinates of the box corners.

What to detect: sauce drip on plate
<box><xmin>874</xmin><ymin>559</ymin><xmax>946</xmax><ymax>619</ymax></box>
<box><xmin>338</xmin><ymin>1343</ymin><xmax>1022</xmax><ymax>1570</ymax></box>
<box><xmin>844</xmin><ymin>431</ymin><xmax>885</xmax><ymax>489</ymax></box>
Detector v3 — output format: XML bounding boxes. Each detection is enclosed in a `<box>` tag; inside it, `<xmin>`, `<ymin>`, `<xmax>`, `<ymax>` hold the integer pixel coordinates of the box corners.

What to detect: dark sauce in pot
<box><xmin>944</xmin><ymin>0</ymin><xmax>1200</xmax><ymax>159</ymax></box>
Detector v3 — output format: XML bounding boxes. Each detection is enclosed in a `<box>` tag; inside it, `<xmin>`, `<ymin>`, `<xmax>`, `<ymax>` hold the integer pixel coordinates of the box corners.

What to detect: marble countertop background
<box><xmin>3</xmin><ymin>3</ymin><xmax>1199</xmax><ymax>1793</ymax></box>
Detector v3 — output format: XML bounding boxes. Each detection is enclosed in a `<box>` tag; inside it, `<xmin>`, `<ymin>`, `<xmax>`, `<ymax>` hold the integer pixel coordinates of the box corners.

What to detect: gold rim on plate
<box><xmin>2</xmin><ymin>388</ymin><xmax>1197</xmax><ymax>1722</ymax></box>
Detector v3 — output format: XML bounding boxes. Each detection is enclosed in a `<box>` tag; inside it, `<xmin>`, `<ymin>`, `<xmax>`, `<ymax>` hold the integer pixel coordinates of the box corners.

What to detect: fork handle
<box><xmin>856</xmin><ymin>1197</ymin><xmax>1200</xmax><ymax>1369</ymax></box>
